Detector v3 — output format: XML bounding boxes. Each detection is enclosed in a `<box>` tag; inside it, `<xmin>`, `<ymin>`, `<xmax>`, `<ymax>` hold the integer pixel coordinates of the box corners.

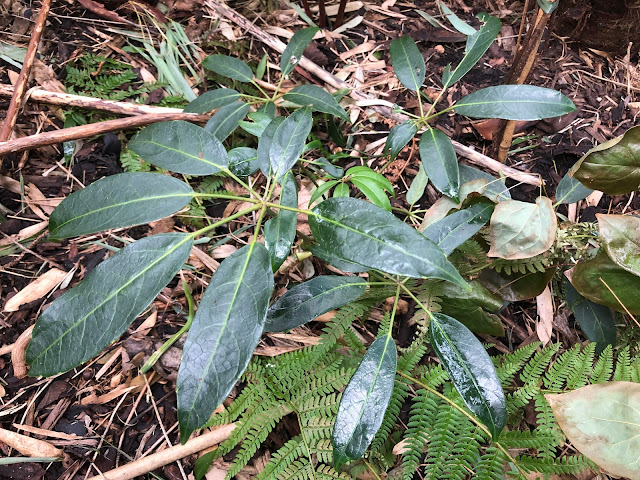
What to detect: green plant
<box><xmin>21</xmin><ymin>15</ymin><xmax>640</xmax><ymax>479</ymax></box>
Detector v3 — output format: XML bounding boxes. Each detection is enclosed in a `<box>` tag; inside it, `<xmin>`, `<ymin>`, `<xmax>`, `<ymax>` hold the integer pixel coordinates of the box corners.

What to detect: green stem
<box><xmin>190</xmin><ymin>204</ymin><xmax>262</xmax><ymax>238</ymax></box>
<box><xmin>221</xmin><ymin>168</ymin><xmax>262</xmax><ymax>199</ymax></box>
<box><xmin>265</xmin><ymin>202</ymin><xmax>312</xmax><ymax>215</ymax></box>
<box><xmin>248</xmin><ymin>81</ymin><xmax>271</xmax><ymax>101</ymax></box>
<box><xmin>388</xmin><ymin>284</ymin><xmax>401</xmax><ymax>338</ymax></box>
<box><xmin>193</xmin><ymin>192</ymin><xmax>261</xmax><ymax>203</ymax></box>
<box><xmin>140</xmin><ymin>279</ymin><xmax>195</xmax><ymax>374</ymax></box>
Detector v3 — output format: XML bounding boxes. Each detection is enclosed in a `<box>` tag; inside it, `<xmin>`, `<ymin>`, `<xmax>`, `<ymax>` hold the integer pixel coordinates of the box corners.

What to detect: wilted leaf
<box><xmin>264</xmin><ymin>172</ymin><xmax>298</xmax><ymax>271</ymax></box>
<box><xmin>419</xmin><ymin>129</ymin><xmax>460</xmax><ymax>200</ymax></box>
<box><xmin>458</xmin><ymin>164</ymin><xmax>510</xmax><ymax>202</ymax></box>
<box><xmin>184</xmin><ymin>88</ymin><xmax>241</xmax><ymax>113</ymax></box>
<box><xmin>547</xmin><ymin>382</ymin><xmax>640</xmax><ymax>479</ymax></box>
<box><xmin>129</xmin><ymin>121</ymin><xmax>227</xmax><ymax>175</ymax></box>
<box><xmin>27</xmin><ymin>233</ymin><xmax>193</xmax><ymax>376</ymax></box>
<box><xmin>332</xmin><ymin>336</ymin><xmax>397</xmax><ymax>468</ymax></box>
<box><xmin>49</xmin><ymin>173</ymin><xmax>193</xmax><ymax>239</ymax></box>
<box><xmin>569</xmin><ymin>125</ymin><xmax>640</xmax><ymax>195</ymax></box>
<box><xmin>389</xmin><ymin>36</ymin><xmax>425</xmax><ymax>92</ymax></box>
<box><xmin>204</xmin><ymin>102</ymin><xmax>250</xmax><ymax>142</ymax></box>
<box><xmin>385</xmin><ymin>121</ymin><xmax>418</xmax><ymax>160</ymax></box>
<box><xmin>265</xmin><ymin>276</ymin><xmax>366</xmax><ymax>332</ymax></box>
<box><xmin>177</xmin><ymin>243</ymin><xmax>273</xmax><ymax>442</ymax></box>
<box><xmin>309</xmin><ymin>197</ymin><xmax>467</xmax><ymax>287</ymax></box>
<box><xmin>202</xmin><ymin>55</ymin><xmax>253</xmax><ymax>82</ymax></box>
<box><xmin>572</xmin><ymin>250</ymin><xmax>640</xmax><ymax>314</ymax></box>
<box><xmin>270</xmin><ymin>107</ymin><xmax>313</xmax><ymax>180</ymax></box>
<box><xmin>281</xmin><ymin>27</ymin><xmax>319</xmax><ymax>76</ymax></box>
<box><xmin>283</xmin><ymin>85</ymin><xmax>348</xmax><ymax>121</ymax></box>
<box><xmin>597</xmin><ymin>214</ymin><xmax>640</xmax><ymax>277</ymax></box>
<box><xmin>454</xmin><ymin>85</ymin><xmax>576</xmax><ymax>120</ymax></box>
<box><xmin>555</xmin><ymin>171</ymin><xmax>593</xmax><ymax>205</ymax></box>
<box><xmin>488</xmin><ymin>197</ymin><xmax>557</xmax><ymax>259</ymax></box>
<box><xmin>429</xmin><ymin>313</ymin><xmax>506</xmax><ymax>438</ymax></box>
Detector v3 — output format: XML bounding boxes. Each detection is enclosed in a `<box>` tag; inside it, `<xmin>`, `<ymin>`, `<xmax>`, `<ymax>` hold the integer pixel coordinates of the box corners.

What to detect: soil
<box><xmin>1</xmin><ymin>0</ymin><xmax>639</xmax><ymax>478</ymax></box>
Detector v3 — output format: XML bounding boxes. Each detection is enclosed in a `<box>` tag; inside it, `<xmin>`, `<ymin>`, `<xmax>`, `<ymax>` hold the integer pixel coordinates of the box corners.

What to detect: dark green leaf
<box><xmin>265</xmin><ymin>276</ymin><xmax>366</xmax><ymax>332</ymax></box>
<box><xmin>459</xmin><ymin>164</ymin><xmax>510</xmax><ymax>202</ymax></box>
<box><xmin>177</xmin><ymin>243</ymin><xmax>273</xmax><ymax>442</ymax></box>
<box><xmin>419</xmin><ymin>129</ymin><xmax>460</xmax><ymax>200</ymax></box>
<box><xmin>309</xmin><ymin>197</ymin><xmax>468</xmax><ymax>287</ymax></box>
<box><xmin>389</xmin><ymin>36</ymin><xmax>425</xmax><ymax>92</ymax></box>
<box><xmin>281</xmin><ymin>27</ymin><xmax>319</xmax><ymax>76</ymax></box>
<box><xmin>238</xmin><ymin>112</ymin><xmax>273</xmax><ymax>138</ymax></box>
<box><xmin>569</xmin><ymin>125</ymin><xmax>640</xmax><ymax>195</ymax></box>
<box><xmin>183</xmin><ymin>88</ymin><xmax>241</xmax><ymax>113</ymax></box>
<box><xmin>429</xmin><ymin>313</ymin><xmax>506</xmax><ymax>438</ymax></box>
<box><xmin>307</xmin><ymin>242</ymin><xmax>369</xmax><ymax>273</ymax></box>
<box><xmin>264</xmin><ymin>172</ymin><xmax>298</xmax><ymax>271</ymax></box>
<box><xmin>440</xmin><ymin>280</ymin><xmax>504</xmax><ymax>336</ymax></box>
<box><xmin>129</xmin><ymin>121</ymin><xmax>227</xmax><ymax>175</ymax></box>
<box><xmin>442</xmin><ymin>13</ymin><xmax>501</xmax><ymax>87</ymax></box>
<box><xmin>283</xmin><ymin>85</ymin><xmax>349</xmax><ymax>121</ymax></box>
<box><xmin>332</xmin><ymin>336</ymin><xmax>397</xmax><ymax>468</ymax></box>
<box><xmin>406</xmin><ymin>164</ymin><xmax>428</xmax><ymax>205</ymax></box>
<box><xmin>49</xmin><ymin>173</ymin><xmax>193</xmax><ymax>240</ymax></box>
<box><xmin>269</xmin><ymin>107</ymin><xmax>313</xmax><ymax>180</ymax></box>
<box><xmin>424</xmin><ymin>200</ymin><xmax>494</xmax><ymax>255</ymax></box>
<box><xmin>194</xmin><ymin>451</ymin><xmax>216</xmax><ymax>480</ymax></box>
<box><xmin>202</xmin><ymin>54</ymin><xmax>253</xmax><ymax>82</ymax></box>
<box><xmin>316</xmin><ymin>157</ymin><xmax>344</xmax><ymax>178</ymax></box>
<box><xmin>257</xmin><ymin>116</ymin><xmax>285</xmax><ymax>176</ymax></box>
<box><xmin>27</xmin><ymin>233</ymin><xmax>193</xmax><ymax>376</ymax></box>
<box><xmin>572</xmin><ymin>250</ymin><xmax>640</xmax><ymax>314</ymax></box>
<box><xmin>257</xmin><ymin>101</ymin><xmax>277</xmax><ymax>119</ymax></box>
<box><xmin>537</xmin><ymin>0</ymin><xmax>559</xmax><ymax>13</ymax></box>
<box><xmin>479</xmin><ymin>266</ymin><xmax>556</xmax><ymax>302</ymax></box>
<box><xmin>439</xmin><ymin>1</ymin><xmax>477</xmax><ymax>35</ymax></box>
<box><xmin>597</xmin><ymin>213</ymin><xmax>640</xmax><ymax>276</ymax></box>
<box><xmin>555</xmin><ymin>171</ymin><xmax>594</xmax><ymax>204</ymax></box>
<box><xmin>385</xmin><ymin>121</ymin><xmax>418</xmax><ymax>160</ymax></box>
<box><xmin>228</xmin><ymin>147</ymin><xmax>259</xmax><ymax>177</ymax></box>
<box><xmin>564</xmin><ymin>278</ymin><xmax>616</xmax><ymax>354</ymax></box>
<box><xmin>346</xmin><ymin>166</ymin><xmax>394</xmax><ymax>193</ymax></box>
<box><xmin>204</xmin><ymin>102</ymin><xmax>250</xmax><ymax>142</ymax></box>
<box><xmin>454</xmin><ymin>85</ymin><xmax>576</xmax><ymax>120</ymax></box>
<box><xmin>256</xmin><ymin>53</ymin><xmax>268</xmax><ymax>80</ymax></box>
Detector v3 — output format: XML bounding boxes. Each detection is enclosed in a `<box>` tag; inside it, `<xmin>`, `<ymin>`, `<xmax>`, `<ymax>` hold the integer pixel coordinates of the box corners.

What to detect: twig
<box><xmin>0</xmin><ymin>0</ymin><xmax>53</xmax><ymax>142</ymax></box>
<box><xmin>85</xmin><ymin>424</ymin><xmax>236</xmax><ymax>480</ymax></box>
<box><xmin>11</xmin><ymin>325</ymin><xmax>34</xmax><ymax>379</ymax></box>
<box><xmin>0</xmin><ymin>113</ymin><xmax>209</xmax><ymax>155</ymax></box>
<box><xmin>206</xmin><ymin>0</ymin><xmax>543</xmax><ymax>187</ymax></box>
<box><xmin>0</xmin><ymin>84</ymin><xmax>206</xmax><ymax>118</ymax></box>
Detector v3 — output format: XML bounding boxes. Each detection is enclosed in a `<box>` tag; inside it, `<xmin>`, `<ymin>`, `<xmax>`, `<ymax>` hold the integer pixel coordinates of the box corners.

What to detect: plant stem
<box><xmin>190</xmin><ymin>204</ymin><xmax>262</xmax><ymax>238</ymax></box>
<box><xmin>222</xmin><ymin>168</ymin><xmax>262</xmax><ymax>199</ymax></box>
<box><xmin>140</xmin><ymin>279</ymin><xmax>194</xmax><ymax>374</ymax></box>
<box><xmin>193</xmin><ymin>192</ymin><xmax>261</xmax><ymax>203</ymax></box>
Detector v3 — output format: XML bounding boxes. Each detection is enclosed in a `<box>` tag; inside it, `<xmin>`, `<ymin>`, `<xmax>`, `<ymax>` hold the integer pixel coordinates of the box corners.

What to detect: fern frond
<box><xmin>566</xmin><ymin>342</ymin><xmax>596</xmax><ymax>389</ymax></box>
<box><xmin>591</xmin><ymin>345</ymin><xmax>613</xmax><ymax>383</ymax></box>
<box><xmin>255</xmin><ymin>436</ymin><xmax>306</xmax><ymax>480</ymax></box>
<box><xmin>474</xmin><ymin>446</ymin><xmax>508</xmax><ymax>480</ymax></box>
<box><xmin>515</xmin><ymin>454</ymin><xmax>594</xmax><ymax>475</ymax></box>
<box><xmin>614</xmin><ymin>346</ymin><xmax>632</xmax><ymax>381</ymax></box>
<box><xmin>494</xmin><ymin>343</ymin><xmax>539</xmax><ymax>384</ymax></box>
<box><xmin>520</xmin><ymin>343</ymin><xmax>560</xmax><ymax>384</ymax></box>
<box><xmin>401</xmin><ymin>389</ymin><xmax>438</xmax><ymax>480</ymax></box>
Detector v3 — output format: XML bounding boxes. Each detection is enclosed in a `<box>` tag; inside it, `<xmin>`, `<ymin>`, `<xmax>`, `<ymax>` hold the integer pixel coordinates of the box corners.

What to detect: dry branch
<box><xmin>85</xmin><ymin>424</ymin><xmax>236</xmax><ymax>480</ymax></box>
<box><xmin>205</xmin><ymin>0</ymin><xmax>543</xmax><ymax>187</ymax></box>
<box><xmin>0</xmin><ymin>0</ymin><xmax>53</xmax><ymax>142</ymax></box>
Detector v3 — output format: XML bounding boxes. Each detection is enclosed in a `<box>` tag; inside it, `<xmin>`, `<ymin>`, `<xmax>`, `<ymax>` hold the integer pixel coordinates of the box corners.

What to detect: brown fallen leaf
<box><xmin>536</xmin><ymin>286</ymin><xmax>554</xmax><ymax>345</ymax></box>
<box><xmin>4</xmin><ymin>268</ymin><xmax>68</xmax><ymax>312</ymax></box>
<box><xmin>0</xmin><ymin>427</ymin><xmax>63</xmax><ymax>458</ymax></box>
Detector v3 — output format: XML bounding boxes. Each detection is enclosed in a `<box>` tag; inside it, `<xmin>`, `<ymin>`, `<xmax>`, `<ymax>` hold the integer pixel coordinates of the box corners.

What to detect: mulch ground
<box><xmin>1</xmin><ymin>0</ymin><xmax>639</xmax><ymax>478</ymax></box>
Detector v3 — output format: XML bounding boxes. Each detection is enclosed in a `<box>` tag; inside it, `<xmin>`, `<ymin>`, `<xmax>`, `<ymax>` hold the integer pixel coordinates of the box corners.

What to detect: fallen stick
<box><xmin>0</xmin><ymin>427</ymin><xmax>63</xmax><ymax>458</ymax></box>
<box><xmin>85</xmin><ymin>424</ymin><xmax>236</xmax><ymax>480</ymax></box>
<box><xmin>0</xmin><ymin>0</ymin><xmax>53</xmax><ymax>142</ymax></box>
<box><xmin>206</xmin><ymin>0</ymin><xmax>543</xmax><ymax>187</ymax></box>
<box><xmin>0</xmin><ymin>112</ymin><xmax>209</xmax><ymax>155</ymax></box>
<box><xmin>0</xmin><ymin>84</ymin><xmax>200</xmax><ymax>118</ymax></box>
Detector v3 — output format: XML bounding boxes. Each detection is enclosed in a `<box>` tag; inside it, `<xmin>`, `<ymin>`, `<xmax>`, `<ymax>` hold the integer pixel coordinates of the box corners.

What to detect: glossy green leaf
<box><xmin>569</xmin><ymin>125</ymin><xmax>640</xmax><ymax>195</ymax></box>
<box><xmin>419</xmin><ymin>129</ymin><xmax>460</xmax><ymax>200</ymax></box>
<box><xmin>488</xmin><ymin>197</ymin><xmax>557</xmax><ymax>259</ymax></box>
<box><xmin>183</xmin><ymin>88</ymin><xmax>241</xmax><ymax>113</ymax></box>
<box><xmin>347</xmin><ymin>166</ymin><xmax>394</xmax><ymax>194</ymax></box>
<box><xmin>202</xmin><ymin>54</ymin><xmax>253</xmax><ymax>82</ymax></box>
<box><xmin>256</xmin><ymin>53</ymin><xmax>268</xmax><ymax>80</ymax></box>
<box><xmin>257</xmin><ymin>116</ymin><xmax>285</xmax><ymax>176</ymax></box>
<box><xmin>333</xmin><ymin>183</ymin><xmax>350</xmax><ymax>197</ymax></box>
<box><xmin>309</xmin><ymin>180</ymin><xmax>339</xmax><ymax>206</ymax></box>
<box><xmin>350</xmin><ymin>178</ymin><xmax>391</xmax><ymax>211</ymax></box>
<box><xmin>129</xmin><ymin>121</ymin><xmax>227</xmax><ymax>175</ymax></box>
<box><xmin>204</xmin><ymin>101</ymin><xmax>250</xmax><ymax>142</ymax></box>
<box><xmin>389</xmin><ymin>36</ymin><xmax>425</xmax><ymax>92</ymax></box>
<box><xmin>547</xmin><ymin>382</ymin><xmax>640</xmax><ymax>479</ymax></box>
<box><xmin>440</xmin><ymin>280</ymin><xmax>505</xmax><ymax>336</ymax></box>
<box><xmin>564</xmin><ymin>279</ymin><xmax>616</xmax><ymax>354</ymax></box>
<box><xmin>442</xmin><ymin>12</ymin><xmax>501</xmax><ymax>87</ymax></box>
<box><xmin>264</xmin><ymin>172</ymin><xmax>298</xmax><ymax>271</ymax></box>
<box><xmin>307</xmin><ymin>242</ymin><xmax>369</xmax><ymax>273</ymax></box>
<box><xmin>309</xmin><ymin>197</ymin><xmax>467</xmax><ymax>287</ymax></box>
<box><xmin>177</xmin><ymin>243</ymin><xmax>273</xmax><ymax>443</ymax></box>
<box><xmin>283</xmin><ymin>85</ymin><xmax>349</xmax><ymax>121</ymax></box>
<box><xmin>406</xmin><ymin>163</ymin><xmax>428</xmax><ymax>205</ymax></box>
<box><xmin>27</xmin><ymin>233</ymin><xmax>193</xmax><ymax>376</ymax></box>
<box><xmin>238</xmin><ymin>112</ymin><xmax>273</xmax><ymax>137</ymax></box>
<box><xmin>385</xmin><ymin>121</ymin><xmax>418</xmax><ymax>160</ymax></box>
<box><xmin>429</xmin><ymin>313</ymin><xmax>506</xmax><ymax>438</ymax></box>
<box><xmin>598</xmin><ymin>214</ymin><xmax>640</xmax><ymax>276</ymax></box>
<box><xmin>315</xmin><ymin>157</ymin><xmax>344</xmax><ymax>178</ymax></box>
<box><xmin>424</xmin><ymin>200</ymin><xmax>494</xmax><ymax>255</ymax></box>
<box><xmin>572</xmin><ymin>250</ymin><xmax>640</xmax><ymax>314</ymax></box>
<box><xmin>479</xmin><ymin>266</ymin><xmax>556</xmax><ymax>302</ymax></box>
<box><xmin>332</xmin><ymin>336</ymin><xmax>397</xmax><ymax>468</ymax></box>
<box><xmin>49</xmin><ymin>173</ymin><xmax>193</xmax><ymax>240</ymax></box>
<box><xmin>454</xmin><ymin>85</ymin><xmax>576</xmax><ymax>120</ymax></box>
<box><xmin>281</xmin><ymin>27</ymin><xmax>319</xmax><ymax>76</ymax></box>
<box><xmin>459</xmin><ymin>164</ymin><xmax>510</xmax><ymax>202</ymax></box>
<box><xmin>265</xmin><ymin>276</ymin><xmax>366</xmax><ymax>332</ymax></box>
<box><xmin>439</xmin><ymin>1</ymin><xmax>477</xmax><ymax>35</ymax></box>
<box><xmin>228</xmin><ymin>147</ymin><xmax>259</xmax><ymax>177</ymax></box>
<box><xmin>270</xmin><ymin>107</ymin><xmax>313</xmax><ymax>180</ymax></box>
<box><xmin>537</xmin><ymin>0</ymin><xmax>559</xmax><ymax>14</ymax></box>
<box><xmin>555</xmin><ymin>171</ymin><xmax>594</xmax><ymax>204</ymax></box>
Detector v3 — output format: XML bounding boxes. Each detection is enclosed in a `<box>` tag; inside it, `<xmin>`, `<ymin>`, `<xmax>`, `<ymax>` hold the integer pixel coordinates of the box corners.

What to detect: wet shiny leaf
<box><xmin>283</xmin><ymin>85</ymin><xmax>348</xmax><ymax>121</ymax></box>
<box><xmin>419</xmin><ymin>129</ymin><xmax>460</xmax><ymax>200</ymax></box>
<box><xmin>281</xmin><ymin>27</ymin><xmax>319</xmax><ymax>76</ymax></box>
<box><xmin>264</xmin><ymin>172</ymin><xmax>298</xmax><ymax>271</ymax></box>
<box><xmin>257</xmin><ymin>116</ymin><xmax>285</xmax><ymax>176</ymax></box>
<box><xmin>385</xmin><ymin>121</ymin><xmax>418</xmax><ymax>160</ymax></box>
<box><xmin>202</xmin><ymin>55</ymin><xmax>253</xmax><ymax>82</ymax></box>
<box><xmin>204</xmin><ymin>101</ymin><xmax>250</xmax><ymax>142</ymax></box>
<box><xmin>479</xmin><ymin>266</ymin><xmax>556</xmax><ymax>302</ymax></box>
<box><xmin>429</xmin><ymin>313</ymin><xmax>506</xmax><ymax>438</ymax></box>
<box><xmin>184</xmin><ymin>88</ymin><xmax>241</xmax><ymax>113</ymax></box>
<box><xmin>440</xmin><ymin>281</ymin><xmax>504</xmax><ymax>336</ymax></box>
<box><xmin>270</xmin><ymin>107</ymin><xmax>313</xmax><ymax>180</ymax></box>
<box><xmin>228</xmin><ymin>147</ymin><xmax>259</xmax><ymax>177</ymax></box>
<box><xmin>389</xmin><ymin>36</ymin><xmax>425</xmax><ymax>92</ymax></box>
<box><xmin>597</xmin><ymin>214</ymin><xmax>640</xmax><ymax>277</ymax></box>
